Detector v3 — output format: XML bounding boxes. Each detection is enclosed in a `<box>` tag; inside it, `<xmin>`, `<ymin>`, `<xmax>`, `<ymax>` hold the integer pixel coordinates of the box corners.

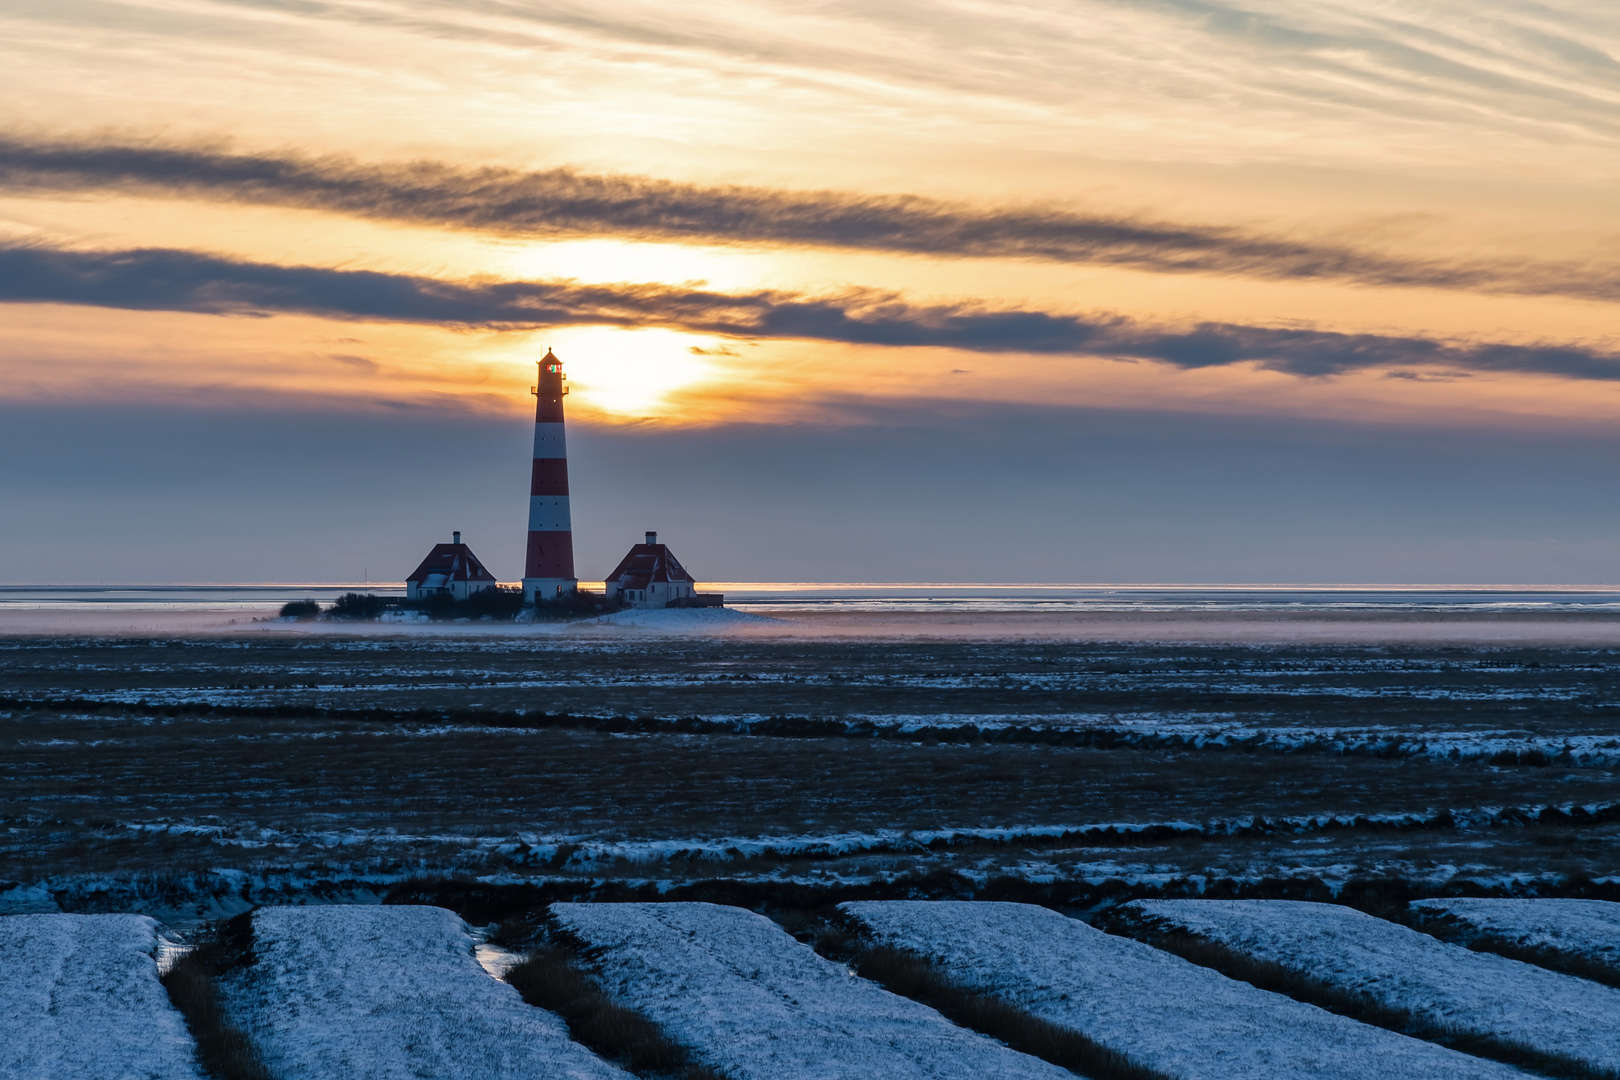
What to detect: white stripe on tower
<box><xmin>521</xmin><ymin>350</ymin><xmax>577</xmax><ymax>603</ymax></box>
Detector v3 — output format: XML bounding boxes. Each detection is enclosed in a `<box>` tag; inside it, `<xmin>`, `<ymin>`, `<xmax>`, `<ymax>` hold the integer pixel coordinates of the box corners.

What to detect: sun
<box><xmin>508</xmin><ymin>326</ymin><xmax>728</xmax><ymax>419</ymax></box>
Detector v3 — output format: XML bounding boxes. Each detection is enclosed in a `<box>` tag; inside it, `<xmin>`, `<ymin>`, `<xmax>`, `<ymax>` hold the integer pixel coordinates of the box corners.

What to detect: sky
<box><xmin>3</xmin><ymin>0</ymin><xmax>1620</xmax><ymax>584</ymax></box>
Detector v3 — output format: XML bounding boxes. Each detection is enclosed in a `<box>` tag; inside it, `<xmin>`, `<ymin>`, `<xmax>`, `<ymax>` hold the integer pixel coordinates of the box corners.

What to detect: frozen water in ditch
<box><xmin>1125</xmin><ymin>899</ymin><xmax>1620</xmax><ymax>1074</ymax></box>
<box><xmin>0</xmin><ymin>912</ymin><xmax>204</xmax><ymax>1080</ymax></box>
<box><xmin>550</xmin><ymin>900</ymin><xmax>1076</xmax><ymax>1080</ymax></box>
<box><xmin>842</xmin><ymin>900</ymin><xmax>1523</xmax><ymax>1080</ymax></box>
<box><xmin>216</xmin><ymin>905</ymin><xmax>629</xmax><ymax>1080</ymax></box>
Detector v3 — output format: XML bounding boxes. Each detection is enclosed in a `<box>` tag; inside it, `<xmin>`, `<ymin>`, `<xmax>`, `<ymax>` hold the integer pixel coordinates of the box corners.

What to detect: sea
<box><xmin>4</xmin><ymin>582</ymin><xmax>1620</xmax><ymax>615</ymax></box>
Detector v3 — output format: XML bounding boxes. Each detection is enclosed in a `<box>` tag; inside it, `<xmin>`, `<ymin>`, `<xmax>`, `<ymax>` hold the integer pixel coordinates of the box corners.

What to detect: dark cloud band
<box><xmin>4</xmin><ymin>243</ymin><xmax>1617</xmax><ymax>383</ymax></box>
<box><xmin>1</xmin><ymin>135</ymin><xmax>1611</xmax><ymax>301</ymax></box>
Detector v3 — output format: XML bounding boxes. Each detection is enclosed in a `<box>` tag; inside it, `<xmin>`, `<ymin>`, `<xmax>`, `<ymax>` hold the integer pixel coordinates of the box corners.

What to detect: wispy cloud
<box><xmin>5</xmin><ymin>242</ymin><xmax>1617</xmax><ymax>382</ymax></box>
<box><xmin>5</xmin><ymin>134</ymin><xmax>1618</xmax><ymax>303</ymax></box>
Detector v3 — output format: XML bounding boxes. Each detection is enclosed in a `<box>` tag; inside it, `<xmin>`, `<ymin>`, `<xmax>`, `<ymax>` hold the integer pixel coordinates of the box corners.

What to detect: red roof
<box><xmin>406</xmin><ymin>543</ymin><xmax>497</xmax><ymax>585</ymax></box>
<box><xmin>604</xmin><ymin>543</ymin><xmax>695</xmax><ymax>589</ymax></box>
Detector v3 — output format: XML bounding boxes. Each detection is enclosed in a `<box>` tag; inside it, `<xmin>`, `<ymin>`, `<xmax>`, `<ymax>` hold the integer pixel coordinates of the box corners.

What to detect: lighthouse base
<box><xmin>522</xmin><ymin>577</ymin><xmax>579</xmax><ymax>606</ymax></box>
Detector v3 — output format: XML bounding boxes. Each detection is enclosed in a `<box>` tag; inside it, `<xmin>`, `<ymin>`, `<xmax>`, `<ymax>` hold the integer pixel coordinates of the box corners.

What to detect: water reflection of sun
<box><xmin>501</xmin><ymin>326</ymin><xmax>728</xmax><ymax>419</ymax></box>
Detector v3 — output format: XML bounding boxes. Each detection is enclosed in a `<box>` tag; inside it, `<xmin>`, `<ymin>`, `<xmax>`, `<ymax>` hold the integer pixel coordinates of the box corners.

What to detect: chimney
<box><xmin>453</xmin><ymin>531</ymin><xmax>461</xmax><ymax>546</ymax></box>
<box><xmin>645</xmin><ymin>531</ymin><xmax>657</xmax><ymax>546</ymax></box>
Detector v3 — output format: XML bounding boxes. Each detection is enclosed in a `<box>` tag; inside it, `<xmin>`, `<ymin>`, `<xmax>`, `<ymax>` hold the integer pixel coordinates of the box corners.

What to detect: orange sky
<box><xmin>4</xmin><ymin>2</ymin><xmax>1620</xmax><ymax>583</ymax></box>
<box><xmin>3</xmin><ymin>0</ymin><xmax>1620</xmax><ymax>431</ymax></box>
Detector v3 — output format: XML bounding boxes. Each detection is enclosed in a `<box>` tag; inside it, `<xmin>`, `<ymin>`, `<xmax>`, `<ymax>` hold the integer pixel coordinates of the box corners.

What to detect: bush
<box><xmin>410</xmin><ymin>587</ymin><xmax>526</xmax><ymax>622</ymax></box>
<box><xmin>329</xmin><ymin>592</ymin><xmax>391</xmax><ymax>620</ymax></box>
<box><xmin>278</xmin><ymin>600</ymin><xmax>320</xmax><ymax>620</ymax></box>
<box><xmin>527</xmin><ymin>589</ymin><xmax>624</xmax><ymax>621</ymax></box>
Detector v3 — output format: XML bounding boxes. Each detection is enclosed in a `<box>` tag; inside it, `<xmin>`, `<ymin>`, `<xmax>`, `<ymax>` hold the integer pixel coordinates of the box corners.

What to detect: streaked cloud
<box><xmin>5</xmin><ymin>243</ymin><xmax>1618</xmax><ymax>383</ymax></box>
<box><xmin>5</xmin><ymin>135</ymin><xmax>1618</xmax><ymax>303</ymax></box>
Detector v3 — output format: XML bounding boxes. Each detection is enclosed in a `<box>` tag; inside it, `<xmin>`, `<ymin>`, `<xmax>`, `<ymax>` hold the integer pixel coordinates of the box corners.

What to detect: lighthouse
<box><xmin>521</xmin><ymin>349</ymin><xmax>578</xmax><ymax>604</ymax></box>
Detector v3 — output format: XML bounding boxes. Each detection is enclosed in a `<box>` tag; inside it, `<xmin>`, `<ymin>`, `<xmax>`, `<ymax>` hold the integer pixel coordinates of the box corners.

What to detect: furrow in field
<box><xmin>549</xmin><ymin>901</ymin><xmax>1074</xmax><ymax>1080</ymax></box>
<box><xmin>215</xmin><ymin>905</ymin><xmax>628</xmax><ymax>1080</ymax></box>
<box><xmin>1119</xmin><ymin>899</ymin><xmax>1620</xmax><ymax>1074</ymax></box>
<box><xmin>0</xmin><ymin>912</ymin><xmax>203</xmax><ymax>1079</ymax></box>
<box><xmin>842</xmin><ymin>900</ymin><xmax>1522</xmax><ymax>1080</ymax></box>
<box><xmin>1410</xmin><ymin>898</ymin><xmax>1620</xmax><ymax>983</ymax></box>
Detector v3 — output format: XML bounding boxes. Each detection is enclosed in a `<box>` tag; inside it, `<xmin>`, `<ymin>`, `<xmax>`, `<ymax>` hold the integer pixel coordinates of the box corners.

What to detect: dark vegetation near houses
<box><xmin>493</xmin><ymin>916</ymin><xmax>725</xmax><ymax>1080</ymax></box>
<box><xmin>160</xmin><ymin>913</ymin><xmax>268</xmax><ymax>1080</ymax></box>
<box><xmin>276</xmin><ymin>599</ymin><xmax>320</xmax><ymax>620</ymax></box>
<box><xmin>410</xmin><ymin>586</ymin><xmax>528</xmax><ymax>621</ymax></box>
<box><xmin>328</xmin><ymin>592</ymin><xmax>391</xmax><ymax>620</ymax></box>
<box><xmin>1100</xmin><ymin>911</ymin><xmax>1611</xmax><ymax>1080</ymax></box>
<box><xmin>522</xmin><ymin>588</ymin><xmax>622</xmax><ymax>619</ymax></box>
<box><xmin>320</xmin><ymin>586</ymin><xmax>619</xmax><ymax>621</ymax></box>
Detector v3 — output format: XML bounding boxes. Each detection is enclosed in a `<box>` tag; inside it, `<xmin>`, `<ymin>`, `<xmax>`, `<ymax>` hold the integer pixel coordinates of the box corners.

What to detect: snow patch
<box><xmin>551</xmin><ymin>901</ymin><xmax>1073</xmax><ymax>1080</ymax></box>
<box><xmin>1125</xmin><ymin>899</ymin><xmax>1620</xmax><ymax>1074</ymax></box>
<box><xmin>0</xmin><ymin>913</ymin><xmax>203</xmax><ymax>1079</ymax></box>
<box><xmin>217</xmin><ymin>905</ymin><xmax>628</xmax><ymax>1080</ymax></box>
<box><xmin>1411</xmin><ymin>898</ymin><xmax>1620</xmax><ymax>972</ymax></box>
<box><xmin>843</xmin><ymin>900</ymin><xmax>1520</xmax><ymax>1080</ymax></box>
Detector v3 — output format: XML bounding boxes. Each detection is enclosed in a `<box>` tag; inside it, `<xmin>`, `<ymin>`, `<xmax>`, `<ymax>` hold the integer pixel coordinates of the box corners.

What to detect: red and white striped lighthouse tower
<box><xmin>521</xmin><ymin>348</ymin><xmax>578</xmax><ymax>604</ymax></box>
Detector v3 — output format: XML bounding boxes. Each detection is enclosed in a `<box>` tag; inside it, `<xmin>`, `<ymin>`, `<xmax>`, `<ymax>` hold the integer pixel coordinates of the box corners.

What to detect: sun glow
<box><xmin>512</xmin><ymin>326</ymin><xmax>731</xmax><ymax>420</ymax></box>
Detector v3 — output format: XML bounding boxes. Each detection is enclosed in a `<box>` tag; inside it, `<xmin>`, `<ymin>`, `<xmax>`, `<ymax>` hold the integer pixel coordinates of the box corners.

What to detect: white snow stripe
<box><xmin>842</xmin><ymin>900</ymin><xmax>1522</xmax><ymax>1080</ymax></box>
<box><xmin>0</xmin><ymin>913</ymin><xmax>204</xmax><ymax>1080</ymax></box>
<box><xmin>532</xmin><ymin>422</ymin><xmax>568</xmax><ymax>458</ymax></box>
<box><xmin>528</xmin><ymin>495</ymin><xmax>572</xmax><ymax>531</ymax></box>
<box><xmin>216</xmin><ymin>905</ymin><xmax>629</xmax><ymax>1080</ymax></box>
<box><xmin>1411</xmin><ymin>898</ymin><xmax>1620</xmax><ymax>973</ymax></box>
<box><xmin>550</xmin><ymin>901</ymin><xmax>1075</xmax><ymax>1080</ymax></box>
<box><xmin>1126</xmin><ymin>899</ymin><xmax>1620</xmax><ymax>1074</ymax></box>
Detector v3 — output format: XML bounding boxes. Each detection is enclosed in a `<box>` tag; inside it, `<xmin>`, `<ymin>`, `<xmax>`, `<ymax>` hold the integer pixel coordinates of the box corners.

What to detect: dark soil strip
<box><xmin>497</xmin><ymin>927</ymin><xmax>725</xmax><ymax>1080</ymax></box>
<box><xmin>5</xmin><ymin>692</ymin><xmax>1615</xmax><ymax>769</ymax></box>
<box><xmin>388</xmin><ymin>871</ymin><xmax>1620</xmax><ymax>931</ymax></box>
<box><xmin>160</xmin><ymin>913</ymin><xmax>270</xmax><ymax>1080</ymax></box>
<box><xmin>852</xmin><ymin>944</ymin><xmax>1171</xmax><ymax>1080</ymax></box>
<box><xmin>1103</xmin><ymin>913</ymin><xmax>1613</xmax><ymax>1080</ymax></box>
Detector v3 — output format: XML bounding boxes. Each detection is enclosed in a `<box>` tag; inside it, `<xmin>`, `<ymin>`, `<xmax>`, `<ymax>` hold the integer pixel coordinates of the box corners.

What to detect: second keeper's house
<box><xmin>604</xmin><ymin>532</ymin><xmax>722</xmax><ymax>608</ymax></box>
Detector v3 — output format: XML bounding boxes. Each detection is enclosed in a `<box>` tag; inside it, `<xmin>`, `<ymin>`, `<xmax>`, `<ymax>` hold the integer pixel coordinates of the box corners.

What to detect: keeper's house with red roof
<box><xmin>405</xmin><ymin>532</ymin><xmax>498</xmax><ymax>601</ymax></box>
<box><xmin>604</xmin><ymin>532</ymin><xmax>723</xmax><ymax>609</ymax></box>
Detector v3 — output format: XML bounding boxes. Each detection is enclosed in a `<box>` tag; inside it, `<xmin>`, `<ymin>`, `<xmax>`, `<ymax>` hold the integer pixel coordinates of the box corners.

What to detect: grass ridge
<box><xmin>1404</xmin><ymin>908</ymin><xmax>1620</xmax><ymax>990</ymax></box>
<box><xmin>852</xmin><ymin>943</ymin><xmax>1174</xmax><ymax>1080</ymax></box>
<box><xmin>160</xmin><ymin>912</ymin><xmax>271</xmax><ymax>1080</ymax></box>
<box><xmin>1102</xmin><ymin>909</ymin><xmax>1614</xmax><ymax>1080</ymax></box>
<box><xmin>493</xmin><ymin>915</ymin><xmax>726</xmax><ymax>1080</ymax></box>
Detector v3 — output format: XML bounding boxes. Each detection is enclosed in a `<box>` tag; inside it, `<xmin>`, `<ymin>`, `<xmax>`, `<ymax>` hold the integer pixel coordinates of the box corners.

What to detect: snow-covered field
<box><xmin>0</xmin><ymin>913</ymin><xmax>202</xmax><ymax>1080</ymax></box>
<box><xmin>217</xmin><ymin>905</ymin><xmax>627</xmax><ymax>1080</ymax></box>
<box><xmin>842</xmin><ymin>900</ymin><xmax>1521</xmax><ymax>1080</ymax></box>
<box><xmin>550</xmin><ymin>901</ymin><xmax>1075</xmax><ymax>1080</ymax></box>
<box><xmin>1411</xmin><ymin>898</ymin><xmax>1620</xmax><ymax>973</ymax></box>
<box><xmin>1125</xmin><ymin>899</ymin><xmax>1620</xmax><ymax>1073</ymax></box>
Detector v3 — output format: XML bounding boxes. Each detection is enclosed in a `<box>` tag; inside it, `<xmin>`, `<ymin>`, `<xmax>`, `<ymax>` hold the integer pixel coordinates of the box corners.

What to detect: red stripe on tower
<box><xmin>521</xmin><ymin>349</ymin><xmax>578</xmax><ymax>604</ymax></box>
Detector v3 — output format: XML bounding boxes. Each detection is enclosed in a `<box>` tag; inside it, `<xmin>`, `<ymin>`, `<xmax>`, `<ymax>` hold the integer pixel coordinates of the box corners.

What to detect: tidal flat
<box><xmin>2</xmin><ymin>615</ymin><xmax>1618</xmax><ymax>918</ymax></box>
